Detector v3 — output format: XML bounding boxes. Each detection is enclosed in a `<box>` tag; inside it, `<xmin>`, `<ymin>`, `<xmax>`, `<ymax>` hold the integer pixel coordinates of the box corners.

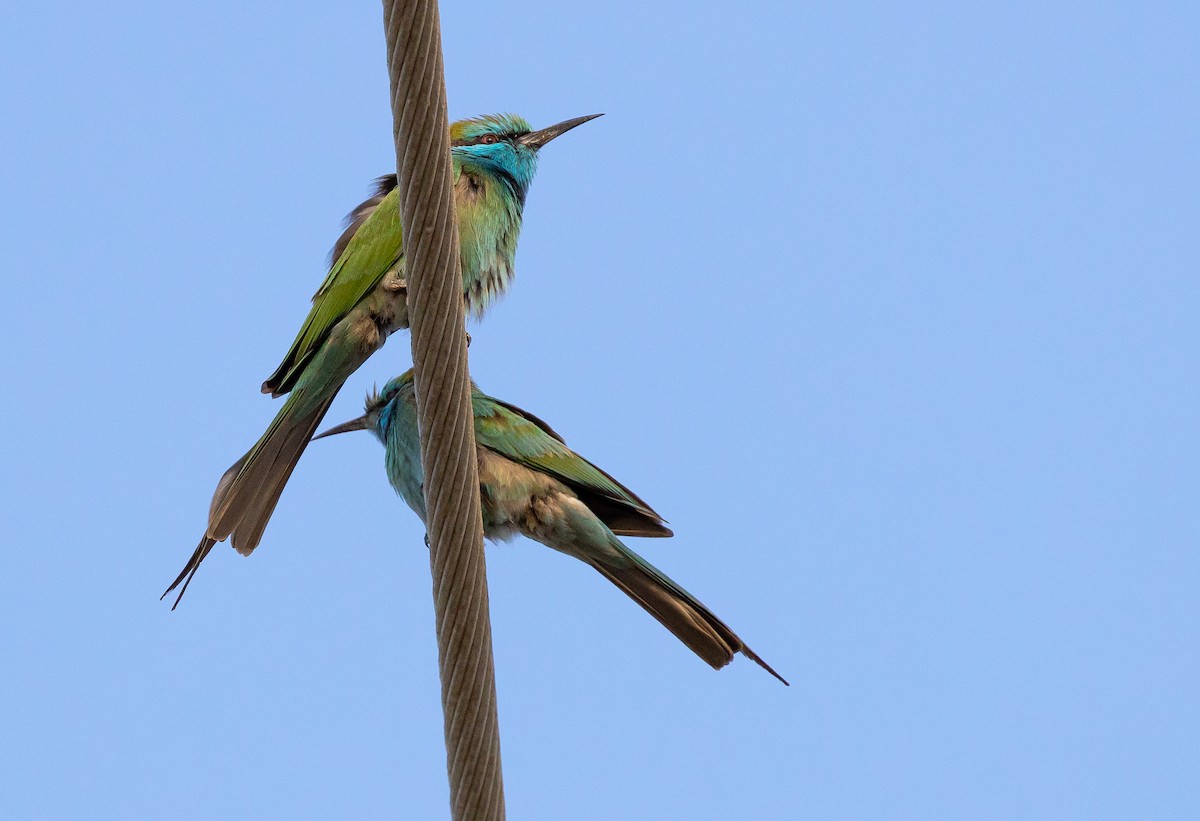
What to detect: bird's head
<box><xmin>314</xmin><ymin>370</ymin><xmax>416</xmax><ymax>443</ymax></box>
<box><xmin>450</xmin><ymin>113</ymin><xmax>602</xmax><ymax>198</ymax></box>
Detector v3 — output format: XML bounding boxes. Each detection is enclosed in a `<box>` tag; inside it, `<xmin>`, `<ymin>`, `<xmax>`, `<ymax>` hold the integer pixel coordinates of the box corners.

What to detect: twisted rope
<box><xmin>382</xmin><ymin>2</ymin><xmax>506</xmax><ymax>818</ymax></box>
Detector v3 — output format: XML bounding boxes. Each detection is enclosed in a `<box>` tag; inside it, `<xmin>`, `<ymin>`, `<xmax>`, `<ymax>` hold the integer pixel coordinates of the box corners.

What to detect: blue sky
<box><xmin>2</xmin><ymin>1</ymin><xmax>1197</xmax><ymax>818</ymax></box>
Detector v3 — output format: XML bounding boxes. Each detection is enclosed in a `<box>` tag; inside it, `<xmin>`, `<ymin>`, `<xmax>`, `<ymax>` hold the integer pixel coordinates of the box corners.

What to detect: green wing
<box><xmin>473</xmin><ymin>392</ymin><xmax>672</xmax><ymax>537</ymax></box>
<box><xmin>262</xmin><ymin>184</ymin><xmax>404</xmax><ymax>396</ymax></box>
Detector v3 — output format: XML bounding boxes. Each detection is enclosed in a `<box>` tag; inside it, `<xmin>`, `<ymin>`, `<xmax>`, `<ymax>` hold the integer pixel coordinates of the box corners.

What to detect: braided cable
<box><xmin>382</xmin><ymin>1</ymin><xmax>506</xmax><ymax>817</ymax></box>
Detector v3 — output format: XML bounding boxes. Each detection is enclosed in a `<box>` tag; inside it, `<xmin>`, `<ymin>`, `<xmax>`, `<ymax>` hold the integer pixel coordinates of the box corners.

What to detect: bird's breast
<box><xmin>455</xmin><ymin>174</ymin><xmax>522</xmax><ymax>317</ymax></box>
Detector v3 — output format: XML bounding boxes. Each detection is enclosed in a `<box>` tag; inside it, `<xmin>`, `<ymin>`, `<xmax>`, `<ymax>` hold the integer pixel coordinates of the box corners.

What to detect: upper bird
<box><xmin>313</xmin><ymin>371</ymin><xmax>788</xmax><ymax>685</ymax></box>
<box><xmin>164</xmin><ymin>113</ymin><xmax>601</xmax><ymax>607</ymax></box>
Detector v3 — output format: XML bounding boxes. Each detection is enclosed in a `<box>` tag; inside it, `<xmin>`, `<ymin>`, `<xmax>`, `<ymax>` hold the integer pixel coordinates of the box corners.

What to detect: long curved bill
<box><xmin>518</xmin><ymin>113</ymin><xmax>603</xmax><ymax>150</ymax></box>
<box><xmin>313</xmin><ymin>415</ymin><xmax>370</xmax><ymax>441</ymax></box>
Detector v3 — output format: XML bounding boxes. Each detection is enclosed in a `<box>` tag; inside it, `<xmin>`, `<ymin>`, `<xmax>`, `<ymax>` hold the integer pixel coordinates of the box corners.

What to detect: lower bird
<box><xmin>313</xmin><ymin>370</ymin><xmax>788</xmax><ymax>685</ymax></box>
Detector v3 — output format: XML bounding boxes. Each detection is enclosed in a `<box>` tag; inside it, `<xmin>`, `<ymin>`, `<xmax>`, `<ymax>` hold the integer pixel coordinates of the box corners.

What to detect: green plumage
<box><xmin>313</xmin><ymin>371</ymin><xmax>787</xmax><ymax>684</ymax></box>
<box><xmin>472</xmin><ymin>396</ymin><xmax>671</xmax><ymax>537</ymax></box>
<box><xmin>164</xmin><ymin>113</ymin><xmax>601</xmax><ymax>607</ymax></box>
<box><xmin>265</xmin><ymin>183</ymin><xmax>405</xmax><ymax>396</ymax></box>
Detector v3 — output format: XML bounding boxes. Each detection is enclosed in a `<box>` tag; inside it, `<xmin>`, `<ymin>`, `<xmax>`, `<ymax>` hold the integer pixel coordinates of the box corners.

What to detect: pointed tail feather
<box><xmin>589</xmin><ymin>545</ymin><xmax>789</xmax><ymax>685</ymax></box>
<box><xmin>165</xmin><ymin>389</ymin><xmax>339</xmax><ymax>609</ymax></box>
<box><xmin>161</xmin><ymin>536</ymin><xmax>218</xmax><ymax>610</ymax></box>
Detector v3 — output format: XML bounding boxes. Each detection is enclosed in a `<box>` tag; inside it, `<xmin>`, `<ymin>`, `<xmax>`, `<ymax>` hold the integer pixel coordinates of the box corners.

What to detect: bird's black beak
<box><xmin>519</xmin><ymin>113</ymin><xmax>603</xmax><ymax>150</ymax></box>
<box><xmin>313</xmin><ymin>415</ymin><xmax>371</xmax><ymax>441</ymax></box>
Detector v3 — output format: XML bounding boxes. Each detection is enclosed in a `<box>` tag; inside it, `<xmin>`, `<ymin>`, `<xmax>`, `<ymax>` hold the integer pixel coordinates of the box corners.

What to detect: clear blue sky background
<box><xmin>2</xmin><ymin>1</ymin><xmax>1197</xmax><ymax>818</ymax></box>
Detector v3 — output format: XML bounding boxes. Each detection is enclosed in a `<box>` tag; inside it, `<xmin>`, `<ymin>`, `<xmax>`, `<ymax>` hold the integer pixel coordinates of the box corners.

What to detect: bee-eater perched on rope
<box><xmin>314</xmin><ymin>371</ymin><xmax>788</xmax><ymax>685</ymax></box>
<box><xmin>163</xmin><ymin>113</ymin><xmax>601</xmax><ymax>607</ymax></box>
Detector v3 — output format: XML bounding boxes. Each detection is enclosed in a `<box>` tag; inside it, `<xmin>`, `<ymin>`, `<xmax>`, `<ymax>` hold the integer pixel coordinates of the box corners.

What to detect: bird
<box><xmin>312</xmin><ymin>370</ymin><xmax>789</xmax><ymax>685</ymax></box>
<box><xmin>163</xmin><ymin>113</ymin><xmax>602</xmax><ymax>608</ymax></box>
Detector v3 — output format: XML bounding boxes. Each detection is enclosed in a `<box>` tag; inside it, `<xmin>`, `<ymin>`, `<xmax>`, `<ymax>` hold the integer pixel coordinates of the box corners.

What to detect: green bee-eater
<box><xmin>164</xmin><ymin>113</ymin><xmax>600</xmax><ymax>606</ymax></box>
<box><xmin>314</xmin><ymin>371</ymin><xmax>788</xmax><ymax>684</ymax></box>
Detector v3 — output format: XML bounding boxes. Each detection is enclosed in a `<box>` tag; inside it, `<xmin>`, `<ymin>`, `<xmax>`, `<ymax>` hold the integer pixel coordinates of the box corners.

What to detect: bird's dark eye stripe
<box><xmin>451</xmin><ymin>133</ymin><xmax>523</xmax><ymax>147</ymax></box>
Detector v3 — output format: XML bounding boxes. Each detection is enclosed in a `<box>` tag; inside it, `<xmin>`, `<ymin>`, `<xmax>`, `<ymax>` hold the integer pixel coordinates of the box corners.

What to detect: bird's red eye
<box><xmin>480</xmin><ymin>134</ymin><xmax>499</xmax><ymax>145</ymax></box>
